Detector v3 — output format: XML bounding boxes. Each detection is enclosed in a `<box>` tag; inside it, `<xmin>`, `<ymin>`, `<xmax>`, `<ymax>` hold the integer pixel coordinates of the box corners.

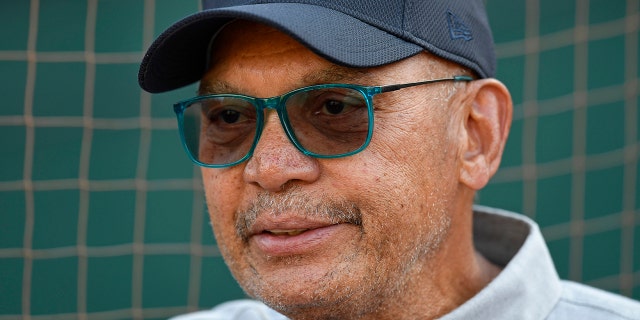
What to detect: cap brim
<box><xmin>139</xmin><ymin>3</ymin><xmax>423</xmax><ymax>93</ymax></box>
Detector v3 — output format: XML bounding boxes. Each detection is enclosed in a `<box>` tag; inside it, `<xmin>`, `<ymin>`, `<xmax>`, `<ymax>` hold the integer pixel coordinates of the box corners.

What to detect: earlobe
<box><xmin>458</xmin><ymin>79</ymin><xmax>513</xmax><ymax>190</ymax></box>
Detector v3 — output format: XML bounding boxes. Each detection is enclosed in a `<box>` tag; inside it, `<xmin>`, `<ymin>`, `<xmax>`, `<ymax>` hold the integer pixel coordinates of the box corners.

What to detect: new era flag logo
<box><xmin>447</xmin><ymin>10</ymin><xmax>473</xmax><ymax>41</ymax></box>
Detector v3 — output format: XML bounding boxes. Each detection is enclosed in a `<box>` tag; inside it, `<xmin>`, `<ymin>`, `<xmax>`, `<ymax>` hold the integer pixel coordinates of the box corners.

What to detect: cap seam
<box><xmin>401</xmin><ymin>0</ymin><xmax>410</xmax><ymax>40</ymax></box>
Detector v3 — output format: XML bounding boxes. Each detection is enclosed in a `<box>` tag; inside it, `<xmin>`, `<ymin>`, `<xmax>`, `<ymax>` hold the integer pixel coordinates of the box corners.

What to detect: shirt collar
<box><xmin>440</xmin><ymin>205</ymin><xmax>562</xmax><ymax>320</ymax></box>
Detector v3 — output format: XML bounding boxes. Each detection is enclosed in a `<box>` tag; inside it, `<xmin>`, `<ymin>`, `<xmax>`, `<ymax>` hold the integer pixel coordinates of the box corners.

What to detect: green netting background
<box><xmin>0</xmin><ymin>0</ymin><xmax>639</xmax><ymax>319</ymax></box>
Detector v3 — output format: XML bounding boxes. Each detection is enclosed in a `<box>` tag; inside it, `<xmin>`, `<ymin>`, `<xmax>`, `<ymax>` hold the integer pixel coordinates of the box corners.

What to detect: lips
<box><xmin>247</xmin><ymin>217</ymin><xmax>351</xmax><ymax>256</ymax></box>
<box><xmin>266</xmin><ymin>229</ymin><xmax>308</xmax><ymax>236</ymax></box>
<box><xmin>236</xmin><ymin>191</ymin><xmax>363</xmax><ymax>256</ymax></box>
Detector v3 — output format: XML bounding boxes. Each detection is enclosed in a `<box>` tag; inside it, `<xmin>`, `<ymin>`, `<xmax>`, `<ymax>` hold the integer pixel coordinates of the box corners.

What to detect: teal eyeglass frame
<box><xmin>173</xmin><ymin>75</ymin><xmax>473</xmax><ymax>168</ymax></box>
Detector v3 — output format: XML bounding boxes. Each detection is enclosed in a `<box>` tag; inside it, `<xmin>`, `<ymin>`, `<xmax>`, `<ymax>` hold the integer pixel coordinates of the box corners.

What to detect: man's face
<box><xmin>200</xmin><ymin>21</ymin><xmax>467</xmax><ymax>318</ymax></box>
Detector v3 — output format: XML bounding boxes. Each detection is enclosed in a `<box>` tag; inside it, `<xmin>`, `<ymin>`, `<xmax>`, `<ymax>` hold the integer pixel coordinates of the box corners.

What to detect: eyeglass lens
<box><xmin>180</xmin><ymin>86</ymin><xmax>371</xmax><ymax>166</ymax></box>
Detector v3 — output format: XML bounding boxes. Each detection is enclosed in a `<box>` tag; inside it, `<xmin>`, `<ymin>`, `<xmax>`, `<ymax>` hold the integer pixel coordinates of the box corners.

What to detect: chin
<box><xmin>245</xmin><ymin>254</ymin><xmax>410</xmax><ymax>320</ymax></box>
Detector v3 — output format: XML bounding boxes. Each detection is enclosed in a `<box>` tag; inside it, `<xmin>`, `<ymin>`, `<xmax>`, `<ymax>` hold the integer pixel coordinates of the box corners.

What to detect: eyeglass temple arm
<box><xmin>378</xmin><ymin>75</ymin><xmax>474</xmax><ymax>93</ymax></box>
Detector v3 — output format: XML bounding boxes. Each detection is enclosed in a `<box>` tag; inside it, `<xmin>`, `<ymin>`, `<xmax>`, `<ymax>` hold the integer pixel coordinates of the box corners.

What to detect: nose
<box><xmin>243</xmin><ymin>112</ymin><xmax>321</xmax><ymax>191</ymax></box>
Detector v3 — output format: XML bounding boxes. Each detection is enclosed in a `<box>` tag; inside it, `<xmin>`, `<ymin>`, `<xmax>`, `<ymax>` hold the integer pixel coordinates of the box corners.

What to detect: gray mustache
<box><xmin>236</xmin><ymin>189</ymin><xmax>363</xmax><ymax>241</ymax></box>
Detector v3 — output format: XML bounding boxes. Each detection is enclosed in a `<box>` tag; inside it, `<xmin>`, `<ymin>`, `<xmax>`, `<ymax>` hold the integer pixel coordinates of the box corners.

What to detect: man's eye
<box><xmin>205</xmin><ymin>107</ymin><xmax>252</xmax><ymax>125</ymax></box>
<box><xmin>322</xmin><ymin>100</ymin><xmax>346</xmax><ymax>115</ymax></box>
<box><xmin>316</xmin><ymin>96</ymin><xmax>364</xmax><ymax>116</ymax></box>
<box><xmin>220</xmin><ymin>109</ymin><xmax>242</xmax><ymax>123</ymax></box>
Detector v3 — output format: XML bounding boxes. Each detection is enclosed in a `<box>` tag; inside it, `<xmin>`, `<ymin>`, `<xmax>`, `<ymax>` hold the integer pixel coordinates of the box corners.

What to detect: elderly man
<box><xmin>139</xmin><ymin>0</ymin><xmax>640</xmax><ymax>319</ymax></box>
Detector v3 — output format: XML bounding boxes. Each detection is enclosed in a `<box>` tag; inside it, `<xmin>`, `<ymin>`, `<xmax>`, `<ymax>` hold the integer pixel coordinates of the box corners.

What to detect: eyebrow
<box><xmin>198</xmin><ymin>65</ymin><xmax>374</xmax><ymax>96</ymax></box>
<box><xmin>302</xmin><ymin>65</ymin><xmax>372</xmax><ymax>84</ymax></box>
<box><xmin>198</xmin><ymin>80</ymin><xmax>240</xmax><ymax>96</ymax></box>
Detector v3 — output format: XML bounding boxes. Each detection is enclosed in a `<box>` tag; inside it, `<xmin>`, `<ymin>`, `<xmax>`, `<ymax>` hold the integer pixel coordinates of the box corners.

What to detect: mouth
<box><xmin>236</xmin><ymin>192</ymin><xmax>363</xmax><ymax>256</ymax></box>
<box><xmin>249</xmin><ymin>222</ymin><xmax>352</xmax><ymax>256</ymax></box>
<box><xmin>265</xmin><ymin>229</ymin><xmax>309</xmax><ymax>236</ymax></box>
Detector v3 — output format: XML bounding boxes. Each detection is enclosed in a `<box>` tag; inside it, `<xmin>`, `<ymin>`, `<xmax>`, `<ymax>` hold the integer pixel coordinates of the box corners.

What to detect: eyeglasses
<box><xmin>173</xmin><ymin>75</ymin><xmax>473</xmax><ymax>168</ymax></box>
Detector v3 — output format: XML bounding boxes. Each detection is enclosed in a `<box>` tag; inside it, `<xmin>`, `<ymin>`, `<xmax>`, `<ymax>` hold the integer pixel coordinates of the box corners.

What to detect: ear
<box><xmin>457</xmin><ymin>79</ymin><xmax>513</xmax><ymax>190</ymax></box>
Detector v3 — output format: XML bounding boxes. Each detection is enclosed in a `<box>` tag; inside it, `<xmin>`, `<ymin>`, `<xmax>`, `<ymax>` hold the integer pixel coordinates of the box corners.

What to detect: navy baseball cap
<box><xmin>139</xmin><ymin>0</ymin><xmax>495</xmax><ymax>93</ymax></box>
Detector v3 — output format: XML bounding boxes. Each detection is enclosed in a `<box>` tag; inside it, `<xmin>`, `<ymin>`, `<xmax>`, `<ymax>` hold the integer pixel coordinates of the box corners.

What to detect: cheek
<box><xmin>344</xmin><ymin>110</ymin><xmax>460</xmax><ymax>228</ymax></box>
<box><xmin>368</xmin><ymin>110</ymin><xmax>459</xmax><ymax>185</ymax></box>
<box><xmin>201</xmin><ymin>168</ymin><xmax>245</xmax><ymax>251</ymax></box>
